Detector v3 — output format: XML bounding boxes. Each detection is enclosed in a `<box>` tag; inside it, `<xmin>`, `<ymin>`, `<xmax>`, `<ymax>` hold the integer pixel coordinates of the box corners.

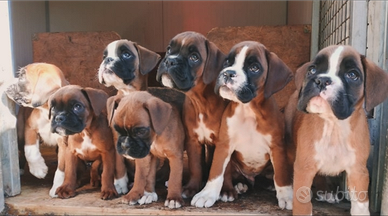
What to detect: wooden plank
<box><xmin>32</xmin><ymin>31</ymin><xmax>121</xmax><ymax>96</ymax></box>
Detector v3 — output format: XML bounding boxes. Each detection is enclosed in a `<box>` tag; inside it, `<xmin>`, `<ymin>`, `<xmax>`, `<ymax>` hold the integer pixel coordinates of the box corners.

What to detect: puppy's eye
<box><xmin>135</xmin><ymin>128</ymin><xmax>149</xmax><ymax>137</ymax></box>
<box><xmin>308</xmin><ymin>66</ymin><xmax>317</xmax><ymax>75</ymax></box>
<box><xmin>346</xmin><ymin>71</ymin><xmax>359</xmax><ymax>81</ymax></box>
<box><xmin>122</xmin><ymin>52</ymin><xmax>132</xmax><ymax>59</ymax></box>
<box><xmin>73</xmin><ymin>103</ymin><xmax>84</xmax><ymax>112</ymax></box>
<box><xmin>248</xmin><ymin>64</ymin><xmax>260</xmax><ymax>73</ymax></box>
<box><xmin>166</xmin><ymin>46</ymin><xmax>171</xmax><ymax>54</ymax></box>
<box><xmin>189</xmin><ymin>54</ymin><xmax>199</xmax><ymax>62</ymax></box>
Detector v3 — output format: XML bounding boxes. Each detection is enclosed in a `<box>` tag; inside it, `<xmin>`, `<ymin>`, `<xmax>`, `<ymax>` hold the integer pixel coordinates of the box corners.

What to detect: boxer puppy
<box><xmin>156</xmin><ymin>31</ymin><xmax>229</xmax><ymax>198</ymax></box>
<box><xmin>191</xmin><ymin>41</ymin><xmax>294</xmax><ymax>208</ymax></box>
<box><xmin>107</xmin><ymin>91</ymin><xmax>185</xmax><ymax>208</ymax></box>
<box><xmin>49</xmin><ymin>85</ymin><xmax>122</xmax><ymax>199</ymax></box>
<box><xmin>5</xmin><ymin>63</ymin><xmax>68</xmax><ymax>184</ymax></box>
<box><xmin>98</xmin><ymin>39</ymin><xmax>161</xmax><ymax>93</ymax></box>
<box><xmin>286</xmin><ymin>45</ymin><xmax>388</xmax><ymax>215</ymax></box>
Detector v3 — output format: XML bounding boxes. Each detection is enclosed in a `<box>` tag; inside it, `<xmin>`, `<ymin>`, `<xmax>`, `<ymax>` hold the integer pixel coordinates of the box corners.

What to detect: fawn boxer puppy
<box><xmin>285</xmin><ymin>45</ymin><xmax>388</xmax><ymax>215</ymax></box>
<box><xmin>107</xmin><ymin>91</ymin><xmax>185</xmax><ymax>208</ymax></box>
<box><xmin>156</xmin><ymin>31</ymin><xmax>228</xmax><ymax>198</ymax></box>
<box><xmin>49</xmin><ymin>85</ymin><xmax>121</xmax><ymax>199</ymax></box>
<box><xmin>191</xmin><ymin>41</ymin><xmax>294</xmax><ymax>209</ymax></box>
<box><xmin>5</xmin><ymin>63</ymin><xmax>69</xmax><ymax>197</ymax></box>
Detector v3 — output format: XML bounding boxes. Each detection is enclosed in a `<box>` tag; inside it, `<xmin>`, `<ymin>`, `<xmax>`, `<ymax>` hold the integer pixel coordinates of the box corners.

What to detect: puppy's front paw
<box><xmin>182</xmin><ymin>181</ymin><xmax>201</xmax><ymax>198</ymax></box>
<box><xmin>114</xmin><ymin>174</ymin><xmax>129</xmax><ymax>195</ymax></box>
<box><xmin>164</xmin><ymin>194</ymin><xmax>183</xmax><ymax>209</ymax></box>
<box><xmin>276</xmin><ymin>185</ymin><xmax>293</xmax><ymax>210</ymax></box>
<box><xmin>49</xmin><ymin>169</ymin><xmax>65</xmax><ymax>198</ymax></box>
<box><xmin>234</xmin><ymin>182</ymin><xmax>248</xmax><ymax>194</ymax></box>
<box><xmin>28</xmin><ymin>158</ymin><xmax>48</xmax><ymax>179</ymax></box>
<box><xmin>120</xmin><ymin>190</ymin><xmax>143</xmax><ymax>205</ymax></box>
<box><xmin>101</xmin><ymin>185</ymin><xmax>118</xmax><ymax>200</ymax></box>
<box><xmin>55</xmin><ymin>184</ymin><xmax>76</xmax><ymax>199</ymax></box>
<box><xmin>191</xmin><ymin>190</ymin><xmax>218</xmax><ymax>208</ymax></box>
<box><xmin>219</xmin><ymin>186</ymin><xmax>237</xmax><ymax>202</ymax></box>
<box><xmin>138</xmin><ymin>191</ymin><xmax>158</xmax><ymax>205</ymax></box>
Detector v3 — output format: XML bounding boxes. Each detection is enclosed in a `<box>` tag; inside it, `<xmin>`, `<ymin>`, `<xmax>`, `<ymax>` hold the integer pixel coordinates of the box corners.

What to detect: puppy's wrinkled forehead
<box><xmin>104</xmin><ymin>40</ymin><xmax>138</xmax><ymax>58</ymax></box>
<box><xmin>314</xmin><ymin>45</ymin><xmax>363</xmax><ymax>75</ymax></box>
<box><xmin>169</xmin><ymin>32</ymin><xmax>207</xmax><ymax>54</ymax></box>
<box><xmin>228</xmin><ymin>42</ymin><xmax>267</xmax><ymax>68</ymax></box>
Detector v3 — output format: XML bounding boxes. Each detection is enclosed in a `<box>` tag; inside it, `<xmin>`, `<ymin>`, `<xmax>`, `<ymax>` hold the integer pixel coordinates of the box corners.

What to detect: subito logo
<box><xmin>296</xmin><ymin>186</ymin><xmax>312</xmax><ymax>203</ymax></box>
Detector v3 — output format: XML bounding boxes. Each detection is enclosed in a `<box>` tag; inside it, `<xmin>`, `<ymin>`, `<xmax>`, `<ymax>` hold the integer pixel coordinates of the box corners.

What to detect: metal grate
<box><xmin>319</xmin><ymin>0</ymin><xmax>351</xmax><ymax>49</ymax></box>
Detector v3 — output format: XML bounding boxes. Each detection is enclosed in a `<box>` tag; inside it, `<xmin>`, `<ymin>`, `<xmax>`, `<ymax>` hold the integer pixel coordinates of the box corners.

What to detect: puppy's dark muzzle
<box><xmin>117</xmin><ymin>136</ymin><xmax>150</xmax><ymax>159</ymax></box>
<box><xmin>164</xmin><ymin>58</ymin><xmax>186</xmax><ymax>80</ymax></box>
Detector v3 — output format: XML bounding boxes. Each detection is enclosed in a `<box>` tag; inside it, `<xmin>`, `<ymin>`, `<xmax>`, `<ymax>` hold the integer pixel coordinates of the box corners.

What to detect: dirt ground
<box><xmin>4</xmin><ymin>146</ymin><xmax>353</xmax><ymax>215</ymax></box>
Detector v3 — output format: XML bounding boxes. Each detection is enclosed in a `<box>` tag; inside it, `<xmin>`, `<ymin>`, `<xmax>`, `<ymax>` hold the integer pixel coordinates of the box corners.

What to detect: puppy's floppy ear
<box><xmin>264</xmin><ymin>50</ymin><xmax>294</xmax><ymax>98</ymax></box>
<box><xmin>143</xmin><ymin>97</ymin><xmax>172</xmax><ymax>135</ymax></box>
<box><xmin>361</xmin><ymin>55</ymin><xmax>388</xmax><ymax>112</ymax></box>
<box><xmin>202</xmin><ymin>40</ymin><xmax>226</xmax><ymax>84</ymax></box>
<box><xmin>135</xmin><ymin>43</ymin><xmax>161</xmax><ymax>75</ymax></box>
<box><xmin>81</xmin><ymin>88</ymin><xmax>109</xmax><ymax>116</ymax></box>
<box><xmin>106</xmin><ymin>95</ymin><xmax>122</xmax><ymax>126</ymax></box>
<box><xmin>47</xmin><ymin>92</ymin><xmax>57</xmax><ymax>120</ymax></box>
<box><xmin>294</xmin><ymin>62</ymin><xmax>310</xmax><ymax>91</ymax></box>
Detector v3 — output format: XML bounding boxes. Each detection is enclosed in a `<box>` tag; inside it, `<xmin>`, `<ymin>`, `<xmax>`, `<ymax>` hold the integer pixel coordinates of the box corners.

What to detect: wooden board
<box><xmin>207</xmin><ymin>25</ymin><xmax>312</xmax><ymax>111</ymax></box>
<box><xmin>32</xmin><ymin>31</ymin><xmax>121</xmax><ymax>96</ymax></box>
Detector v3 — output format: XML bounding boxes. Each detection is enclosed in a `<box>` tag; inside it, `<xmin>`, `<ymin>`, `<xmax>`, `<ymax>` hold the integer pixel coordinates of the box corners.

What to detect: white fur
<box><xmin>350</xmin><ymin>200</ymin><xmax>369</xmax><ymax>215</ymax></box>
<box><xmin>24</xmin><ymin>142</ymin><xmax>48</xmax><ymax>179</ymax></box>
<box><xmin>49</xmin><ymin>168</ymin><xmax>65</xmax><ymax>197</ymax></box>
<box><xmin>218</xmin><ymin>46</ymin><xmax>249</xmax><ymax>103</ymax></box>
<box><xmin>234</xmin><ymin>182</ymin><xmax>248</xmax><ymax>194</ymax></box>
<box><xmin>74</xmin><ymin>132</ymin><xmax>97</xmax><ymax>157</ymax></box>
<box><xmin>193</xmin><ymin>113</ymin><xmax>215</xmax><ymax>143</ymax></box>
<box><xmin>317</xmin><ymin>46</ymin><xmax>344</xmax><ymax>102</ymax></box>
<box><xmin>164</xmin><ymin>199</ymin><xmax>182</xmax><ymax>209</ymax></box>
<box><xmin>37</xmin><ymin>107</ymin><xmax>61</xmax><ymax>146</ymax></box>
<box><xmin>314</xmin><ymin>117</ymin><xmax>356</xmax><ymax>176</ymax></box>
<box><xmin>136</xmin><ymin>191</ymin><xmax>158</xmax><ymax>205</ymax></box>
<box><xmin>229</xmin><ymin>103</ymin><xmax>272</xmax><ymax>169</ymax></box>
<box><xmin>274</xmin><ymin>183</ymin><xmax>293</xmax><ymax>210</ymax></box>
<box><xmin>161</xmin><ymin>74</ymin><xmax>174</xmax><ymax>88</ymax></box>
<box><xmin>191</xmin><ymin>158</ymin><xmax>230</xmax><ymax>208</ymax></box>
<box><xmin>114</xmin><ymin>172</ymin><xmax>129</xmax><ymax>195</ymax></box>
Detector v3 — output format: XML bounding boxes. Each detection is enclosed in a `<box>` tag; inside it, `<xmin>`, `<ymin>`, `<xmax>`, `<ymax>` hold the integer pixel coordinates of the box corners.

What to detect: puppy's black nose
<box><xmin>314</xmin><ymin>77</ymin><xmax>332</xmax><ymax>91</ymax></box>
<box><xmin>223</xmin><ymin>70</ymin><xmax>237</xmax><ymax>78</ymax></box>
<box><xmin>165</xmin><ymin>58</ymin><xmax>178</xmax><ymax>67</ymax></box>
<box><xmin>105</xmin><ymin>57</ymin><xmax>113</xmax><ymax>63</ymax></box>
<box><xmin>55</xmin><ymin>115</ymin><xmax>65</xmax><ymax>123</ymax></box>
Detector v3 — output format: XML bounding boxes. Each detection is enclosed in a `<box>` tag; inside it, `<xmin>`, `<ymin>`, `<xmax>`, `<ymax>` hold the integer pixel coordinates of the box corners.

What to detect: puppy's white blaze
<box><xmin>193</xmin><ymin>113</ymin><xmax>215</xmax><ymax>143</ymax></box>
<box><xmin>106</xmin><ymin>41</ymin><xmax>119</xmax><ymax>58</ymax></box>
<box><xmin>191</xmin><ymin>157</ymin><xmax>230</xmax><ymax>207</ymax></box>
<box><xmin>75</xmin><ymin>133</ymin><xmax>97</xmax><ymax>157</ymax></box>
<box><xmin>123</xmin><ymin>154</ymin><xmax>135</xmax><ymax>160</ymax></box>
<box><xmin>350</xmin><ymin>200</ymin><xmax>370</xmax><ymax>215</ymax></box>
<box><xmin>227</xmin><ymin>103</ymin><xmax>271</xmax><ymax>168</ymax></box>
<box><xmin>49</xmin><ymin>168</ymin><xmax>65</xmax><ymax>197</ymax></box>
<box><xmin>218</xmin><ymin>46</ymin><xmax>249</xmax><ymax>102</ymax></box>
<box><xmin>25</xmin><ymin>142</ymin><xmax>48</xmax><ymax>179</ymax></box>
<box><xmin>274</xmin><ymin>182</ymin><xmax>293</xmax><ymax>210</ymax></box>
<box><xmin>161</xmin><ymin>74</ymin><xmax>174</xmax><ymax>88</ymax></box>
<box><xmin>314</xmin><ymin>117</ymin><xmax>356</xmax><ymax>176</ymax></box>
<box><xmin>318</xmin><ymin>46</ymin><xmax>344</xmax><ymax>102</ymax></box>
<box><xmin>114</xmin><ymin>172</ymin><xmax>129</xmax><ymax>194</ymax></box>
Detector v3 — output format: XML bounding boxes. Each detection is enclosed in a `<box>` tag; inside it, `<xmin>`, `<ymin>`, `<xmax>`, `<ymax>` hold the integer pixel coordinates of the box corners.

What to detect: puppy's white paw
<box><xmin>25</xmin><ymin>144</ymin><xmax>48</xmax><ymax>179</ymax></box>
<box><xmin>219</xmin><ymin>193</ymin><xmax>235</xmax><ymax>202</ymax></box>
<box><xmin>191</xmin><ymin>190</ymin><xmax>219</xmax><ymax>208</ymax></box>
<box><xmin>138</xmin><ymin>191</ymin><xmax>158</xmax><ymax>205</ymax></box>
<box><xmin>28</xmin><ymin>158</ymin><xmax>48</xmax><ymax>179</ymax></box>
<box><xmin>234</xmin><ymin>182</ymin><xmax>248</xmax><ymax>194</ymax></box>
<box><xmin>49</xmin><ymin>169</ymin><xmax>65</xmax><ymax>198</ymax></box>
<box><xmin>164</xmin><ymin>199</ymin><xmax>182</xmax><ymax>209</ymax></box>
<box><xmin>276</xmin><ymin>185</ymin><xmax>293</xmax><ymax>210</ymax></box>
<box><xmin>114</xmin><ymin>174</ymin><xmax>129</xmax><ymax>195</ymax></box>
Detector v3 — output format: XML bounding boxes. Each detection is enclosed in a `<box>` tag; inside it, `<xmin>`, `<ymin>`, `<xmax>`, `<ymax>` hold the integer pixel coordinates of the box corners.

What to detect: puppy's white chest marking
<box><xmin>37</xmin><ymin>108</ymin><xmax>60</xmax><ymax>146</ymax></box>
<box><xmin>75</xmin><ymin>133</ymin><xmax>97</xmax><ymax>157</ymax></box>
<box><xmin>194</xmin><ymin>113</ymin><xmax>215</xmax><ymax>143</ymax></box>
<box><xmin>227</xmin><ymin>103</ymin><xmax>271</xmax><ymax>169</ymax></box>
<box><xmin>314</xmin><ymin>117</ymin><xmax>356</xmax><ymax>175</ymax></box>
